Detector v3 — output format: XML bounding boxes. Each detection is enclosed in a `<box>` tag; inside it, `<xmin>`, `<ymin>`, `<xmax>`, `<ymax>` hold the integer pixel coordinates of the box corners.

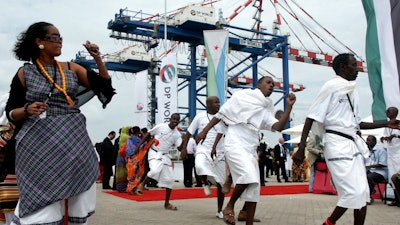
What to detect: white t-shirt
<box><xmin>187</xmin><ymin>111</ymin><xmax>223</xmax><ymax>150</ymax></box>
<box><xmin>186</xmin><ymin>137</ymin><xmax>197</xmax><ymax>154</ymax></box>
<box><xmin>308</xmin><ymin>89</ymin><xmax>361</xmax><ymax>136</ymax></box>
<box><xmin>149</xmin><ymin>123</ymin><xmax>182</xmax><ymax>153</ymax></box>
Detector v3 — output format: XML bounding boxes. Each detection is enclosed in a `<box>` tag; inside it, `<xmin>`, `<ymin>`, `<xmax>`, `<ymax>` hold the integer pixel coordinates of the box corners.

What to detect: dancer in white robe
<box><xmin>294</xmin><ymin>53</ymin><xmax>400</xmax><ymax>225</ymax></box>
<box><xmin>196</xmin><ymin>76</ymin><xmax>296</xmax><ymax>225</ymax></box>
<box><xmin>380</xmin><ymin>107</ymin><xmax>400</xmax><ymax>206</ymax></box>
<box><xmin>181</xmin><ymin>96</ymin><xmax>226</xmax><ymax>218</ymax></box>
<box><xmin>136</xmin><ymin>113</ymin><xmax>182</xmax><ymax>211</ymax></box>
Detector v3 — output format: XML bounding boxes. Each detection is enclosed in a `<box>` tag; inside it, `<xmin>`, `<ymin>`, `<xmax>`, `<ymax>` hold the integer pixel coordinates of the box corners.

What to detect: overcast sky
<box><xmin>0</xmin><ymin>0</ymin><xmax>371</xmax><ymax>145</ymax></box>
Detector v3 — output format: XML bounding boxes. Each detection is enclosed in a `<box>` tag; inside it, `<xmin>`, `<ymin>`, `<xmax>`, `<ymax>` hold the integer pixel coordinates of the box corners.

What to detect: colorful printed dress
<box><xmin>125</xmin><ymin>135</ymin><xmax>141</xmax><ymax>193</ymax></box>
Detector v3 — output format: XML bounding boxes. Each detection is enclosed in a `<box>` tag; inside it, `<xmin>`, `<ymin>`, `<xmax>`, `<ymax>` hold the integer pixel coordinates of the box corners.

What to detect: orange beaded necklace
<box><xmin>36</xmin><ymin>59</ymin><xmax>75</xmax><ymax>106</ymax></box>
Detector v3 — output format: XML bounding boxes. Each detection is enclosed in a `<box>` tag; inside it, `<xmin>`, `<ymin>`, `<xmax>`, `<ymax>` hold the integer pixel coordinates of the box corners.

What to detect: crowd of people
<box><xmin>0</xmin><ymin>21</ymin><xmax>399</xmax><ymax>225</ymax></box>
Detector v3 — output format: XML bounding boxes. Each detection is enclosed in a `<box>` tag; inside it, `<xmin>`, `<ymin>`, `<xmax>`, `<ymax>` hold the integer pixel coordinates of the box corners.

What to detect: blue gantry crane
<box><xmin>74</xmin><ymin>5</ymin><xmax>291</xmax><ymax>130</ymax></box>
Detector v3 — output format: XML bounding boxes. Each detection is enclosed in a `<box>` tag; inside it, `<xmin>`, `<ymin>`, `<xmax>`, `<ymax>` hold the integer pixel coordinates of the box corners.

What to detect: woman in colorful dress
<box><xmin>125</xmin><ymin>126</ymin><xmax>142</xmax><ymax>194</ymax></box>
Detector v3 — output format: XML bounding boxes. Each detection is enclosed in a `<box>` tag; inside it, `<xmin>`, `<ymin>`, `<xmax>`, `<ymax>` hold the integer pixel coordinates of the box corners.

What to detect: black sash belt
<box><xmin>325</xmin><ymin>129</ymin><xmax>354</xmax><ymax>141</ymax></box>
<box><xmin>151</xmin><ymin>147</ymin><xmax>168</xmax><ymax>155</ymax></box>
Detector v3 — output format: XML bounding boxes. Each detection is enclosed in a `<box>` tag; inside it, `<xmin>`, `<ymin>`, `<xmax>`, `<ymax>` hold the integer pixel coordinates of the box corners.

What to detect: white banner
<box><xmin>133</xmin><ymin>70</ymin><xmax>149</xmax><ymax>128</ymax></box>
<box><xmin>156</xmin><ymin>54</ymin><xmax>178</xmax><ymax>124</ymax></box>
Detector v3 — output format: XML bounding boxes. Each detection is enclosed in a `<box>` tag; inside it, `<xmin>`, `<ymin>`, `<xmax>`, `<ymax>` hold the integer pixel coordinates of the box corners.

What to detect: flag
<box><xmin>156</xmin><ymin>54</ymin><xmax>178</xmax><ymax>124</ymax></box>
<box><xmin>203</xmin><ymin>30</ymin><xmax>229</xmax><ymax>104</ymax></box>
<box><xmin>133</xmin><ymin>70</ymin><xmax>149</xmax><ymax>128</ymax></box>
<box><xmin>362</xmin><ymin>0</ymin><xmax>400</xmax><ymax>121</ymax></box>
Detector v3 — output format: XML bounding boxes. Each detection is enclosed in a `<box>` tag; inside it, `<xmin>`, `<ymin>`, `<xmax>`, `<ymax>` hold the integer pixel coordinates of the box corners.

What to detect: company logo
<box><xmin>159</xmin><ymin>64</ymin><xmax>176</xmax><ymax>83</ymax></box>
<box><xmin>190</xmin><ymin>10</ymin><xmax>196</xmax><ymax>16</ymax></box>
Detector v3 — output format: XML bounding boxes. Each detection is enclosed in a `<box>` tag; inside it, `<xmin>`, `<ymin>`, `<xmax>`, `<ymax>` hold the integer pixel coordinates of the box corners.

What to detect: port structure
<box><xmin>74</xmin><ymin>6</ymin><xmax>293</xmax><ymax>129</ymax></box>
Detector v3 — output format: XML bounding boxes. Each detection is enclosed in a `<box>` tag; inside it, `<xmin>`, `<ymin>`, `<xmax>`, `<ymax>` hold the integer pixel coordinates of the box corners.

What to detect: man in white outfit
<box><xmin>136</xmin><ymin>113</ymin><xmax>182</xmax><ymax>211</ymax></box>
<box><xmin>380</xmin><ymin>106</ymin><xmax>400</xmax><ymax>206</ymax></box>
<box><xmin>294</xmin><ymin>53</ymin><xmax>400</xmax><ymax>225</ymax></box>
<box><xmin>197</xmin><ymin>76</ymin><xmax>296</xmax><ymax>225</ymax></box>
<box><xmin>181</xmin><ymin>96</ymin><xmax>226</xmax><ymax>218</ymax></box>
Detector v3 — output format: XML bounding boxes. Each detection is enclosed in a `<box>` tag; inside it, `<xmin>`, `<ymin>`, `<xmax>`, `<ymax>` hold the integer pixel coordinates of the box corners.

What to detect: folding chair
<box><xmin>376</xmin><ymin>179</ymin><xmax>388</xmax><ymax>204</ymax></box>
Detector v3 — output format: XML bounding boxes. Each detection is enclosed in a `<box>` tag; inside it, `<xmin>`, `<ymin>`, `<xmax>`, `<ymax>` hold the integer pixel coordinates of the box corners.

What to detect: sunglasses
<box><xmin>43</xmin><ymin>34</ymin><xmax>63</xmax><ymax>43</ymax></box>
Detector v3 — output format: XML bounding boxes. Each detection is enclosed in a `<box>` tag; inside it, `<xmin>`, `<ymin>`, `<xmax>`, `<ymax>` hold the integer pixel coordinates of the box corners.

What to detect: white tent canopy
<box><xmin>281</xmin><ymin>116</ymin><xmax>385</xmax><ymax>143</ymax></box>
<box><xmin>284</xmin><ymin>136</ymin><xmax>304</xmax><ymax>144</ymax></box>
<box><xmin>281</xmin><ymin>124</ymin><xmax>304</xmax><ymax>135</ymax></box>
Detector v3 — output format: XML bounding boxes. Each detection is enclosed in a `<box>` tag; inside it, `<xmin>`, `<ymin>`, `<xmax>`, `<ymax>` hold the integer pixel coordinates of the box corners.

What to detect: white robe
<box><xmin>147</xmin><ymin>150</ymin><xmax>174</xmax><ymax>189</ymax></box>
<box><xmin>308</xmin><ymin>76</ymin><xmax>369</xmax><ymax>209</ymax></box>
<box><xmin>187</xmin><ymin>112</ymin><xmax>225</xmax><ymax>184</ymax></box>
<box><xmin>324</xmin><ymin>133</ymin><xmax>369</xmax><ymax>209</ymax></box>
<box><xmin>383</xmin><ymin>127</ymin><xmax>400</xmax><ymax>186</ymax></box>
<box><xmin>215</xmin><ymin>89</ymin><xmax>278</xmax><ymax>202</ymax></box>
<box><xmin>224</xmin><ymin>124</ymin><xmax>260</xmax><ymax>202</ymax></box>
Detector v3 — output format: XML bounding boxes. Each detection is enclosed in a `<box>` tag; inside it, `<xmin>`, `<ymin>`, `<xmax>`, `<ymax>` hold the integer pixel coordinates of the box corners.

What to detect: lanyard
<box><xmin>36</xmin><ymin>63</ymin><xmax>56</xmax><ymax>103</ymax></box>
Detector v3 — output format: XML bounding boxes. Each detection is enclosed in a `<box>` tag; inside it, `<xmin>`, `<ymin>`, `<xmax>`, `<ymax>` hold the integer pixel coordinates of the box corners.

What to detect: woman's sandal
<box><xmin>223</xmin><ymin>208</ymin><xmax>235</xmax><ymax>225</ymax></box>
<box><xmin>164</xmin><ymin>204</ymin><xmax>178</xmax><ymax>211</ymax></box>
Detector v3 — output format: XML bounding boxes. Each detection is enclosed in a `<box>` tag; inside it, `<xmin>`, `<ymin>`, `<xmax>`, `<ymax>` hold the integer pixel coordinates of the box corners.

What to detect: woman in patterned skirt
<box><xmin>5</xmin><ymin>22</ymin><xmax>115</xmax><ymax>224</ymax></box>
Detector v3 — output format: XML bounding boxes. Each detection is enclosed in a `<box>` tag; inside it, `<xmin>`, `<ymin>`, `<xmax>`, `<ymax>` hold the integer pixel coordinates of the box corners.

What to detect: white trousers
<box><xmin>147</xmin><ymin>150</ymin><xmax>174</xmax><ymax>189</ymax></box>
<box><xmin>11</xmin><ymin>183</ymin><xmax>96</xmax><ymax>225</ymax></box>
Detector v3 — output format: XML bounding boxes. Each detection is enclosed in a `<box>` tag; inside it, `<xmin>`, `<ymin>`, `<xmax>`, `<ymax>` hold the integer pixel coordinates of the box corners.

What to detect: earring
<box><xmin>38</xmin><ymin>44</ymin><xmax>44</xmax><ymax>50</ymax></box>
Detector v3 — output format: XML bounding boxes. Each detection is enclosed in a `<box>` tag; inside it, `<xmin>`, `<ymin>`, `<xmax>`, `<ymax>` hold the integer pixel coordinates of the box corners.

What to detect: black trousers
<box><xmin>276</xmin><ymin>160</ymin><xmax>288</xmax><ymax>181</ymax></box>
<box><xmin>367</xmin><ymin>171</ymin><xmax>385</xmax><ymax>195</ymax></box>
<box><xmin>259</xmin><ymin>160</ymin><xmax>267</xmax><ymax>185</ymax></box>
<box><xmin>183</xmin><ymin>154</ymin><xmax>201</xmax><ymax>187</ymax></box>
<box><xmin>102</xmin><ymin>163</ymin><xmax>113</xmax><ymax>188</ymax></box>
<box><xmin>266</xmin><ymin>159</ymin><xmax>273</xmax><ymax>176</ymax></box>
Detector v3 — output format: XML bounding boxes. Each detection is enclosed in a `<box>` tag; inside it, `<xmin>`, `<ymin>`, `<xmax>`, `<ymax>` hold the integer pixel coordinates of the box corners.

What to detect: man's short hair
<box><xmin>257</xmin><ymin>76</ymin><xmax>272</xmax><ymax>86</ymax></box>
<box><xmin>332</xmin><ymin>53</ymin><xmax>354</xmax><ymax>75</ymax></box>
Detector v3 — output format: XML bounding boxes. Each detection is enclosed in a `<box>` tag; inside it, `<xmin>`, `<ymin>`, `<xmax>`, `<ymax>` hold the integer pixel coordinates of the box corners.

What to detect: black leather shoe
<box><xmin>388</xmin><ymin>201</ymin><xmax>400</xmax><ymax>206</ymax></box>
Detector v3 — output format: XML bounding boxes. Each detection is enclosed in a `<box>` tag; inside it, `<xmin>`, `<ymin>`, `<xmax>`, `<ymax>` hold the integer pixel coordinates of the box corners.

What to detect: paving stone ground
<box><xmin>89</xmin><ymin>177</ymin><xmax>399</xmax><ymax>225</ymax></box>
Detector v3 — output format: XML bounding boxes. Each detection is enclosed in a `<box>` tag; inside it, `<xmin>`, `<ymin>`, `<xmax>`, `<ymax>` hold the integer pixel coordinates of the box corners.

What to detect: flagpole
<box><xmin>164</xmin><ymin>0</ymin><xmax>167</xmax><ymax>50</ymax></box>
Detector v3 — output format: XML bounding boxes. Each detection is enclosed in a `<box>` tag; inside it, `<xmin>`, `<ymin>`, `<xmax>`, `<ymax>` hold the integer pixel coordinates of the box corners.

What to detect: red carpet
<box><xmin>104</xmin><ymin>184</ymin><xmax>308</xmax><ymax>202</ymax></box>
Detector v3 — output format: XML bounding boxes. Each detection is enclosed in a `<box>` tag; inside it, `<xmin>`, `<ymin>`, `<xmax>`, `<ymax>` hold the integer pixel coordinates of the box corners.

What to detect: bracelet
<box><xmin>23</xmin><ymin>103</ymin><xmax>30</xmax><ymax>116</ymax></box>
